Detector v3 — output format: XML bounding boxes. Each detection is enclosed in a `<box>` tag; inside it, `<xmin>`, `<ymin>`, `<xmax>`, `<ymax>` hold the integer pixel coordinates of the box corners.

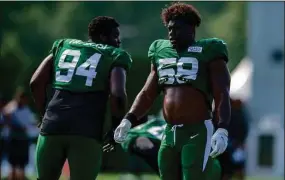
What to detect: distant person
<box><xmin>0</xmin><ymin>95</ymin><xmax>7</xmax><ymax>179</ymax></box>
<box><xmin>216</xmin><ymin>98</ymin><xmax>249</xmax><ymax>180</ymax></box>
<box><xmin>6</xmin><ymin>91</ymin><xmax>36</xmax><ymax>180</ymax></box>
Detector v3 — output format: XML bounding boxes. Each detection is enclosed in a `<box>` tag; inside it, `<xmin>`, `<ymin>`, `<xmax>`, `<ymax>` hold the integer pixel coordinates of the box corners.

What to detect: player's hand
<box><xmin>114</xmin><ymin>119</ymin><xmax>132</xmax><ymax>143</ymax></box>
<box><xmin>103</xmin><ymin>130</ymin><xmax>116</xmax><ymax>153</ymax></box>
<box><xmin>135</xmin><ymin>137</ymin><xmax>154</xmax><ymax>150</ymax></box>
<box><xmin>210</xmin><ymin>128</ymin><xmax>228</xmax><ymax>158</ymax></box>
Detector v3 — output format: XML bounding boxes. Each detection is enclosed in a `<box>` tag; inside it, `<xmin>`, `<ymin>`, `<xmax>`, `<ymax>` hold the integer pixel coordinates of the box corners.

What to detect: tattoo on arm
<box><xmin>209</xmin><ymin>59</ymin><xmax>231</xmax><ymax>129</ymax></box>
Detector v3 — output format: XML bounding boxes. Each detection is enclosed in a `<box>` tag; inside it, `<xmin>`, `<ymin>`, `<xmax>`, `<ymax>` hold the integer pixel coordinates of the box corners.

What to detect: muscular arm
<box><xmin>209</xmin><ymin>59</ymin><xmax>231</xmax><ymax>129</ymax></box>
<box><xmin>109</xmin><ymin>67</ymin><xmax>128</xmax><ymax>128</ymax></box>
<box><xmin>30</xmin><ymin>54</ymin><xmax>53</xmax><ymax>116</ymax></box>
<box><xmin>128</xmin><ymin>64</ymin><xmax>161</xmax><ymax>120</ymax></box>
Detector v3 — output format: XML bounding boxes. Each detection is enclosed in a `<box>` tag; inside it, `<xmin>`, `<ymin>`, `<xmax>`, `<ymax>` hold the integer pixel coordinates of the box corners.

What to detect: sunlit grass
<box><xmin>16</xmin><ymin>174</ymin><xmax>283</xmax><ymax>180</ymax></box>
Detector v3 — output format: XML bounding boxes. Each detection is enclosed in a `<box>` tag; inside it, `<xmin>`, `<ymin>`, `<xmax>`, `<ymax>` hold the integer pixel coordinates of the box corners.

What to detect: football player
<box><xmin>30</xmin><ymin>16</ymin><xmax>132</xmax><ymax>180</ymax></box>
<box><xmin>114</xmin><ymin>2</ymin><xmax>231</xmax><ymax>180</ymax></box>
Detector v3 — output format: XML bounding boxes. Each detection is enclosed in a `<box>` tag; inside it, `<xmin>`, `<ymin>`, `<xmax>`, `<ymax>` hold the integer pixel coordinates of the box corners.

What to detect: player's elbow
<box><xmin>213</xmin><ymin>89</ymin><xmax>230</xmax><ymax>104</ymax></box>
<box><xmin>110</xmin><ymin>88</ymin><xmax>127</xmax><ymax>100</ymax></box>
<box><xmin>110</xmin><ymin>67</ymin><xmax>127</xmax><ymax>99</ymax></box>
<box><xmin>29</xmin><ymin>76</ymin><xmax>46</xmax><ymax>93</ymax></box>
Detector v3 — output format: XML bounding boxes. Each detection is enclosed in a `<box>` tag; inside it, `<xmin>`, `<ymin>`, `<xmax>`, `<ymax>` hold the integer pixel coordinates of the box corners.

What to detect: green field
<box><xmin>79</xmin><ymin>174</ymin><xmax>285</xmax><ymax>180</ymax></box>
<box><xmin>11</xmin><ymin>173</ymin><xmax>282</xmax><ymax>180</ymax></box>
<box><xmin>95</xmin><ymin>174</ymin><xmax>282</xmax><ymax>180</ymax></box>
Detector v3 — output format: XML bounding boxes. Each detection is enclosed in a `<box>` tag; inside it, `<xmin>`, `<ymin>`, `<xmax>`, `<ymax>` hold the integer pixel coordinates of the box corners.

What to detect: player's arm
<box><xmin>30</xmin><ymin>54</ymin><xmax>53</xmax><ymax>117</ymax></box>
<box><xmin>209</xmin><ymin>59</ymin><xmax>231</xmax><ymax>129</ymax></box>
<box><xmin>114</xmin><ymin>64</ymin><xmax>161</xmax><ymax>143</ymax></box>
<box><xmin>109</xmin><ymin>67</ymin><xmax>128</xmax><ymax>128</ymax></box>
<box><xmin>209</xmin><ymin>58</ymin><xmax>231</xmax><ymax>158</ymax></box>
<box><xmin>103</xmin><ymin>67</ymin><xmax>128</xmax><ymax>152</ymax></box>
<box><xmin>127</xmin><ymin>64</ymin><xmax>161</xmax><ymax>122</ymax></box>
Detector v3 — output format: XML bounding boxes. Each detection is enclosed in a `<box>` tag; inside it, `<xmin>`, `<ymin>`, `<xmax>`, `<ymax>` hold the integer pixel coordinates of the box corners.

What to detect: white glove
<box><xmin>114</xmin><ymin>119</ymin><xmax>132</xmax><ymax>143</ymax></box>
<box><xmin>210</xmin><ymin>128</ymin><xmax>228</xmax><ymax>158</ymax></box>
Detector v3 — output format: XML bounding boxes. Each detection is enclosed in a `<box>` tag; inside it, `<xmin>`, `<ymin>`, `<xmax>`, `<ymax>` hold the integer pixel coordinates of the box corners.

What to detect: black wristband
<box><xmin>123</xmin><ymin>112</ymin><xmax>138</xmax><ymax>124</ymax></box>
<box><xmin>217</xmin><ymin>121</ymin><xmax>228</xmax><ymax>130</ymax></box>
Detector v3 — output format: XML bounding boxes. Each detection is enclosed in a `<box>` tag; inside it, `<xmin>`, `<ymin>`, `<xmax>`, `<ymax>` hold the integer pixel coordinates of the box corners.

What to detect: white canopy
<box><xmin>230</xmin><ymin>57</ymin><xmax>253</xmax><ymax>102</ymax></box>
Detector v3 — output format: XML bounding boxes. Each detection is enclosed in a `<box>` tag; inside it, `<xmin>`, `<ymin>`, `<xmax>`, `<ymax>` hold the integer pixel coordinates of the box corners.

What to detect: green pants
<box><xmin>36</xmin><ymin>134</ymin><xmax>102</xmax><ymax>180</ymax></box>
<box><xmin>158</xmin><ymin>120</ymin><xmax>220</xmax><ymax>180</ymax></box>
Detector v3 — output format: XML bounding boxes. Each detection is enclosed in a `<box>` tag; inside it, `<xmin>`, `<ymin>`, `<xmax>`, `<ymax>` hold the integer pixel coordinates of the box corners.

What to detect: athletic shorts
<box><xmin>7</xmin><ymin>138</ymin><xmax>30</xmax><ymax>168</ymax></box>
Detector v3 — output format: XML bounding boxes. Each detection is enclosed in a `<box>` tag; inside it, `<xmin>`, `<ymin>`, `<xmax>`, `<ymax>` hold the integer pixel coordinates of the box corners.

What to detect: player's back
<box><xmin>52</xmin><ymin>39</ymin><xmax>130</xmax><ymax>92</ymax></box>
<box><xmin>41</xmin><ymin>39</ymin><xmax>132</xmax><ymax>141</ymax></box>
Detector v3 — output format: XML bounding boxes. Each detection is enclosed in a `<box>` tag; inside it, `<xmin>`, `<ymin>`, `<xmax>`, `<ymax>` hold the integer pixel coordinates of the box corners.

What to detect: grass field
<box><xmin>7</xmin><ymin>173</ymin><xmax>281</xmax><ymax>180</ymax></box>
<box><xmin>95</xmin><ymin>174</ymin><xmax>284</xmax><ymax>180</ymax></box>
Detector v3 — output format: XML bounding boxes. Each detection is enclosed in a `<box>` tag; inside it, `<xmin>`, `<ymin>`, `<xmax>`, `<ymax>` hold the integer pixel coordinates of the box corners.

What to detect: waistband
<box><xmin>166</xmin><ymin>119</ymin><xmax>212</xmax><ymax>128</ymax></box>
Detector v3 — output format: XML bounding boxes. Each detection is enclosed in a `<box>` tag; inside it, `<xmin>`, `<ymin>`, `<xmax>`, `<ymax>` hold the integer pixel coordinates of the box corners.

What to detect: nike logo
<box><xmin>190</xmin><ymin>134</ymin><xmax>199</xmax><ymax>139</ymax></box>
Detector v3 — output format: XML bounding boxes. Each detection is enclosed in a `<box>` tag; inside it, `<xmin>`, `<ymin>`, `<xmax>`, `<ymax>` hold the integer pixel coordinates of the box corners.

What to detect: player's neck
<box><xmin>175</xmin><ymin>39</ymin><xmax>195</xmax><ymax>52</ymax></box>
<box><xmin>88</xmin><ymin>39</ymin><xmax>102</xmax><ymax>44</ymax></box>
<box><xmin>88</xmin><ymin>39</ymin><xmax>96</xmax><ymax>43</ymax></box>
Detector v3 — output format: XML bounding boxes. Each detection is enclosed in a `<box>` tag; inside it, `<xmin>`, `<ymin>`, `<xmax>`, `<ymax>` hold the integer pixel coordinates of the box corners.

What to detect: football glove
<box><xmin>210</xmin><ymin>128</ymin><xmax>228</xmax><ymax>158</ymax></box>
<box><xmin>114</xmin><ymin>119</ymin><xmax>132</xmax><ymax>143</ymax></box>
<box><xmin>103</xmin><ymin>130</ymin><xmax>116</xmax><ymax>153</ymax></box>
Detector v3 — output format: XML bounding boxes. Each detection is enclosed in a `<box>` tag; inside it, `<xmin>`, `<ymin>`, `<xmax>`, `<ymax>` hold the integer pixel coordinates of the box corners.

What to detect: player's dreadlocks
<box><xmin>88</xmin><ymin>16</ymin><xmax>119</xmax><ymax>42</ymax></box>
<box><xmin>161</xmin><ymin>2</ymin><xmax>201</xmax><ymax>27</ymax></box>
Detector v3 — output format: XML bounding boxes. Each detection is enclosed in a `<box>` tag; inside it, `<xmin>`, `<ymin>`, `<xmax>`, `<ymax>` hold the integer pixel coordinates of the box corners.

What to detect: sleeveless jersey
<box><xmin>148</xmin><ymin>38</ymin><xmax>228</xmax><ymax>108</ymax></box>
<box><xmin>121</xmin><ymin>118</ymin><xmax>166</xmax><ymax>152</ymax></box>
<box><xmin>50</xmin><ymin>39</ymin><xmax>132</xmax><ymax>92</ymax></box>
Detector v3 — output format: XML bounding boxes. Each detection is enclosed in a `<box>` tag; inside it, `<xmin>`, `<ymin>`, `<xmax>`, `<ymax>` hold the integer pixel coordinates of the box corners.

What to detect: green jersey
<box><xmin>41</xmin><ymin>39</ymin><xmax>132</xmax><ymax>140</ymax></box>
<box><xmin>148</xmin><ymin>38</ymin><xmax>228</xmax><ymax>108</ymax></box>
<box><xmin>50</xmin><ymin>39</ymin><xmax>132</xmax><ymax>92</ymax></box>
<box><xmin>121</xmin><ymin>118</ymin><xmax>166</xmax><ymax>152</ymax></box>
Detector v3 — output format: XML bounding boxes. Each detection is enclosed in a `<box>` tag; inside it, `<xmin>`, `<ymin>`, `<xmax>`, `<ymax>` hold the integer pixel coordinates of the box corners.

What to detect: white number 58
<box><xmin>158</xmin><ymin>57</ymin><xmax>199</xmax><ymax>84</ymax></box>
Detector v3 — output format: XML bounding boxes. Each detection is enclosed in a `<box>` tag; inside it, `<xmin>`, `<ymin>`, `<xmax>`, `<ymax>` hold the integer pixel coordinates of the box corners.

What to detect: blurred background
<box><xmin>0</xmin><ymin>1</ymin><xmax>283</xmax><ymax>180</ymax></box>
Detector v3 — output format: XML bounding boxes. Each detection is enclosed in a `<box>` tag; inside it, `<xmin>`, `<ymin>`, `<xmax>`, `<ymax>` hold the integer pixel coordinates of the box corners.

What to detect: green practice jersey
<box><xmin>50</xmin><ymin>39</ymin><xmax>132</xmax><ymax>92</ymax></box>
<box><xmin>121</xmin><ymin>118</ymin><xmax>166</xmax><ymax>152</ymax></box>
<box><xmin>148</xmin><ymin>38</ymin><xmax>228</xmax><ymax>108</ymax></box>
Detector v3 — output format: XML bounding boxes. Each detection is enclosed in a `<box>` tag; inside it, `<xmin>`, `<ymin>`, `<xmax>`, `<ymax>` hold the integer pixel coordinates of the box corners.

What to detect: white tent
<box><xmin>230</xmin><ymin>57</ymin><xmax>253</xmax><ymax>102</ymax></box>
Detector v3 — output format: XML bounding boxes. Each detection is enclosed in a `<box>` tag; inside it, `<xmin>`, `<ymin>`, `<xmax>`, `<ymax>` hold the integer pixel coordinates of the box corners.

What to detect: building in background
<box><xmin>246</xmin><ymin>2</ymin><xmax>284</xmax><ymax>178</ymax></box>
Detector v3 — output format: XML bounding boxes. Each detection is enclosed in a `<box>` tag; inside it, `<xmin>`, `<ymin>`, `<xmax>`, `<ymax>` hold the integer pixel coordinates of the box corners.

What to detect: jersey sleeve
<box><xmin>148</xmin><ymin>40</ymin><xmax>159</xmax><ymax>66</ymax></box>
<box><xmin>111</xmin><ymin>49</ymin><xmax>133</xmax><ymax>73</ymax></box>
<box><xmin>49</xmin><ymin>39</ymin><xmax>64</xmax><ymax>57</ymax></box>
<box><xmin>120</xmin><ymin>133</ymin><xmax>138</xmax><ymax>152</ymax></box>
<box><xmin>206</xmin><ymin>38</ymin><xmax>229</xmax><ymax>63</ymax></box>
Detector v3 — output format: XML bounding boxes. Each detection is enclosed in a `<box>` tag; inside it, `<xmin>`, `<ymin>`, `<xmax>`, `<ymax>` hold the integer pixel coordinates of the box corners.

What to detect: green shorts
<box><xmin>158</xmin><ymin>120</ymin><xmax>221</xmax><ymax>180</ymax></box>
<box><xmin>36</xmin><ymin>134</ymin><xmax>102</xmax><ymax>180</ymax></box>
